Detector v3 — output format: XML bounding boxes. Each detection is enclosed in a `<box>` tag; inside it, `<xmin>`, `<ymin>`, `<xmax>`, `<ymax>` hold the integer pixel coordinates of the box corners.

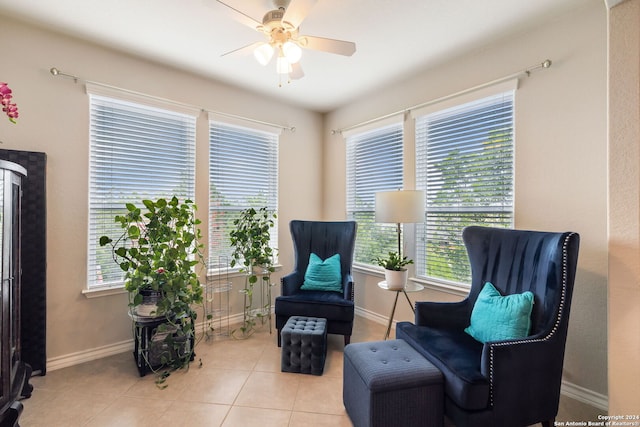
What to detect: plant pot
<box><xmin>135</xmin><ymin>289</ymin><xmax>162</xmax><ymax>317</ymax></box>
<box><xmin>385</xmin><ymin>269</ymin><xmax>408</xmax><ymax>290</ymax></box>
<box><xmin>135</xmin><ymin>303</ymin><xmax>159</xmax><ymax>317</ymax></box>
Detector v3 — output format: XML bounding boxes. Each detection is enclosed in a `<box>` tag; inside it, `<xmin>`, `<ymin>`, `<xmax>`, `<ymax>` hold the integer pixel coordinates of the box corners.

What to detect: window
<box><xmin>209</xmin><ymin>121</ymin><xmax>279</xmax><ymax>267</ymax></box>
<box><xmin>415</xmin><ymin>90</ymin><xmax>514</xmax><ymax>285</ymax></box>
<box><xmin>346</xmin><ymin>122</ymin><xmax>404</xmax><ymax>267</ymax></box>
<box><xmin>87</xmin><ymin>92</ymin><xmax>196</xmax><ymax>289</ymax></box>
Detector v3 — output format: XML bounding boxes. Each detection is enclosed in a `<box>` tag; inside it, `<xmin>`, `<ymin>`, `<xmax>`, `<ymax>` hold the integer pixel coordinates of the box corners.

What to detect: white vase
<box><xmin>385</xmin><ymin>269</ymin><xmax>408</xmax><ymax>290</ymax></box>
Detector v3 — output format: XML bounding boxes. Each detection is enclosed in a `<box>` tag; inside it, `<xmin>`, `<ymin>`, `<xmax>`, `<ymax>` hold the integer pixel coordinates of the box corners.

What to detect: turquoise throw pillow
<box><xmin>301</xmin><ymin>253</ymin><xmax>342</xmax><ymax>292</ymax></box>
<box><xmin>464</xmin><ymin>282</ymin><xmax>534</xmax><ymax>343</ymax></box>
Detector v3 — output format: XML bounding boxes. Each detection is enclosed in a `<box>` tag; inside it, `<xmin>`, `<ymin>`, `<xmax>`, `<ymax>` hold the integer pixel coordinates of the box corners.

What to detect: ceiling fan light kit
<box><xmin>254</xmin><ymin>43</ymin><xmax>274</xmax><ymax>65</ymax></box>
<box><xmin>217</xmin><ymin>0</ymin><xmax>356</xmax><ymax>86</ymax></box>
<box><xmin>282</xmin><ymin>42</ymin><xmax>302</xmax><ymax>63</ymax></box>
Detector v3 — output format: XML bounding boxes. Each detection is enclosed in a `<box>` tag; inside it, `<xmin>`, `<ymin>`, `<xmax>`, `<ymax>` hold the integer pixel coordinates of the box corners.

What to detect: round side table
<box><xmin>377</xmin><ymin>281</ymin><xmax>425</xmax><ymax>340</ymax></box>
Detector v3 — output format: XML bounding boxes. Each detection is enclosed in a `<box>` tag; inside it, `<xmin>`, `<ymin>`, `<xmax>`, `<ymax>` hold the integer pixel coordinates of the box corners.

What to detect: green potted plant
<box><xmin>99</xmin><ymin>196</ymin><xmax>205</xmax><ymax>385</ymax></box>
<box><xmin>229</xmin><ymin>207</ymin><xmax>277</xmax><ymax>338</ymax></box>
<box><xmin>373</xmin><ymin>251</ymin><xmax>414</xmax><ymax>290</ymax></box>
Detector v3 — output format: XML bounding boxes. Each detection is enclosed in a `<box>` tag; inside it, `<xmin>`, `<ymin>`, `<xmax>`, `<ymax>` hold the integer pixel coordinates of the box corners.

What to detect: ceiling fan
<box><xmin>215</xmin><ymin>0</ymin><xmax>356</xmax><ymax>84</ymax></box>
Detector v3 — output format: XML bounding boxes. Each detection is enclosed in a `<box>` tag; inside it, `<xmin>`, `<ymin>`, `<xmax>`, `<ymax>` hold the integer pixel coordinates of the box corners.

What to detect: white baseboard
<box><xmin>45</xmin><ymin>309</ymin><xmax>609</xmax><ymax>412</ymax></box>
<box><xmin>47</xmin><ymin>339</ymin><xmax>134</xmax><ymax>372</ymax></box>
<box><xmin>561</xmin><ymin>379</ymin><xmax>608</xmax><ymax>411</ymax></box>
<box><xmin>355</xmin><ymin>306</ymin><xmax>391</xmax><ymax>326</ymax></box>
<box><xmin>46</xmin><ymin>312</ymin><xmax>249</xmax><ymax>372</ymax></box>
<box><xmin>196</xmin><ymin>312</ymin><xmax>245</xmax><ymax>335</ymax></box>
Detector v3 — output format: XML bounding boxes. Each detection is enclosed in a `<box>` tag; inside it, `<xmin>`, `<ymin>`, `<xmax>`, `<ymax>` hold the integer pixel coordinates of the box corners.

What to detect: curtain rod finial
<box><xmin>49</xmin><ymin>67</ymin><xmax>79</xmax><ymax>83</ymax></box>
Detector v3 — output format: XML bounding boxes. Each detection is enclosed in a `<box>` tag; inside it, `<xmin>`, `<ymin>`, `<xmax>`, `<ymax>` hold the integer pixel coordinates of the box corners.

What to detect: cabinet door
<box><xmin>0</xmin><ymin>165</ymin><xmax>24</xmax><ymax>410</ymax></box>
<box><xmin>0</xmin><ymin>169</ymin><xmax>5</xmax><ymax>405</ymax></box>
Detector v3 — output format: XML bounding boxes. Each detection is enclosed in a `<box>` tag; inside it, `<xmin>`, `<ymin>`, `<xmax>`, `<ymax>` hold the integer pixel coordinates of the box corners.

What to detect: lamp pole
<box><xmin>396</xmin><ymin>222</ymin><xmax>402</xmax><ymax>259</ymax></box>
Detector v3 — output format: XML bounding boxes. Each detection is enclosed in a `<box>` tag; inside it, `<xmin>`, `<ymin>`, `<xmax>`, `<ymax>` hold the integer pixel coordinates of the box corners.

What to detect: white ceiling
<box><xmin>0</xmin><ymin>0</ymin><xmax>595</xmax><ymax>112</ymax></box>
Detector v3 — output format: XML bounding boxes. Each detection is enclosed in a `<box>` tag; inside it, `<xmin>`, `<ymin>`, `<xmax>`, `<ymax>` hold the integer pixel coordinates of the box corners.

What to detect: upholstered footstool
<box><xmin>281</xmin><ymin>316</ymin><xmax>327</xmax><ymax>375</ymax></box>
<box><xmin>343</xmin><ymin>339</ymin><xmax>444</xmax><ymax>427</ymax></box>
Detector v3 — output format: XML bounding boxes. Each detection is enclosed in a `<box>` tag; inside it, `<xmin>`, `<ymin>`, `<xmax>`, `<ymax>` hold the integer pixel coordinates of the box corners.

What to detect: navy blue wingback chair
<box><xmin>396</xmin><ymin>226</ymin><xmax>580</xmax><ymax>427</ymax></box>
<box><xmin>275</xmin><ymin>220</ymin><xmax>357</xmax><ymax>347</ymax></box>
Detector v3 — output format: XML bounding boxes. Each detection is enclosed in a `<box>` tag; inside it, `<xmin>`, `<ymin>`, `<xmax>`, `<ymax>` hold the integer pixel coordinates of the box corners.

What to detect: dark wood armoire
<box><xmin>0</xmin><ymin>160</ymin><xmax>33</xmax><ymax>426</ymax></box>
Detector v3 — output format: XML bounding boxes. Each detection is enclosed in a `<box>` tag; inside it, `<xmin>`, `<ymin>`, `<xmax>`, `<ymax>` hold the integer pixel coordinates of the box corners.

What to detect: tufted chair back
<box><xmin>463</xmin><ymin>226</ymin><xmax>579</xmax><ymax>338</ymax></box>
<box><xmin>289</xmin><ymin>220</ymin><xmax>357</xmax><ymax>292</ymax></box>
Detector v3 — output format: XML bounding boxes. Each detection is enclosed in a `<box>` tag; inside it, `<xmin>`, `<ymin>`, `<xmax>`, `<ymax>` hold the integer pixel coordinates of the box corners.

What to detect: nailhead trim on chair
<box><xmin>487</xmin><ymin>232</ymin><xmax>576</xmax><ymax>407</ymax></box>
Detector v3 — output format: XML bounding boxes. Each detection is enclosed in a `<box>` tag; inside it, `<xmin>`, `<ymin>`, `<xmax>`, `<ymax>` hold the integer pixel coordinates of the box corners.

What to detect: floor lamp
<box><xmin>375</xmin><ymin>190</ymin><xmax>425</xmax><ymax>260</ymax></box>
<box><xmin>375</xmin><ymin>189</ymin><xmax>425</xmax><ymax>340</ymax></box>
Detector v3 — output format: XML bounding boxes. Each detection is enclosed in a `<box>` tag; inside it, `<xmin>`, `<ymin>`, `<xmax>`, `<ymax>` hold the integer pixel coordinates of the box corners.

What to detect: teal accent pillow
<box><xmin>464</xmin><ymin>282</ymin><xmax>534</xmax><ymax>343</ymax></box>
<box><xmin>301</xmin><ymin>253</ymin><xmax>342</xmax><ymax>292</ymax></box>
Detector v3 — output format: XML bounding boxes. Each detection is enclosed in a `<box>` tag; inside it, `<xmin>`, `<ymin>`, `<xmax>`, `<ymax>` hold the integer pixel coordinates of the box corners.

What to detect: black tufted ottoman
<box><xmin>281</xmin><ymin>316</ymin><xmax>327</xmax><ymax>375</ymax></box>
<box><xmin>343</xmin><ymin>339</ymin><xmax>443</xmax><ymax>427</ymax></box>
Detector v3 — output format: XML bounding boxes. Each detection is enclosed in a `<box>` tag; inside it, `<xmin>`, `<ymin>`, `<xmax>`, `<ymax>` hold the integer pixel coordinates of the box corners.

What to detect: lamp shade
<box><xmin>375</xmin><ymin>190</ymin><xmax>425</xmax><ymax>224</ymax></box>
<box><xmin>254</xmin><ymin>43</ymin><xmax>274</xmax><ymax>66</ymax></box>
<box><xmin>282</xmin><ymin>42</ymin><xmax>302</xmax><ymax>64</ymax></box>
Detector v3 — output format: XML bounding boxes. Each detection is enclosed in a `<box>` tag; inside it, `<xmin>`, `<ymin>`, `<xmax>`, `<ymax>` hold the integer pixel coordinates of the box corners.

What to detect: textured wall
<box><xmin>608</xmin><ymin>0</ymin><xmax>640</xmax><ymax>414</ymax></box>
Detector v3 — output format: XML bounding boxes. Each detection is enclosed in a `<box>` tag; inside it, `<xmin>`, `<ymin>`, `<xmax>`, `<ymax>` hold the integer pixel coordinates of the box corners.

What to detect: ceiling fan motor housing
<box><xmin>261</xmin><ymin>8</ymin><xmax>298</xmax><ymax>48</ymax></box>
<box><xmin>262</xmin><ymin>9</ymin><xmax>295</xmax><ymax>31</ymax></box>
<box><xmin>263</xmin><ymin>9</ymin><xmax>283</xmax><ymax>24</ymax></box>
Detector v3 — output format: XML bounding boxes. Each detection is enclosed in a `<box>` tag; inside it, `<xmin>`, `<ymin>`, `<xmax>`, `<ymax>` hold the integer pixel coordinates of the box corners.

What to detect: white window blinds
<box><xmin>415</xmin><ymin>91</ymin><xmax>514</xmax><ymax>285</ymax></box>
<box><xmin>346</xmin><ymin>122</ymin><xmax>404</xmax><ymax>266</ymax></box>
<box><xmin>88</xmin><ymin>94</ymin><xmax>196</xmax><ymax>289</ymax></box>
<box><xmin>209</xmin><ymin>121</ymin><xmax>279</xmax><ymax>267</ymax></box>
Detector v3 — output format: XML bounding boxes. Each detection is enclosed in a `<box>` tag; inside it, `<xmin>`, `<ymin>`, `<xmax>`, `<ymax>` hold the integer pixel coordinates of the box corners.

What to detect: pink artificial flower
<box><xmin>0</xmin><ymin>82</ymin><xmax>11</xmax><ymax>96</ymax></box>
<box><xmin>0</xmin><ymin>82</ymin><xmax>19</xmax><ymax>123</ymax></box>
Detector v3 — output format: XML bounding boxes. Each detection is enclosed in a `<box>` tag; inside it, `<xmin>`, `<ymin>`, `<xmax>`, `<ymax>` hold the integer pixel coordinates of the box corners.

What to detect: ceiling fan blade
<box><xmin>300</xmin><ymin>36</ymin><xmax>356</xmax><ymax>56</ymax></box>
<box><xmin>282</xmin><ymin>0</ymin><xmax>317</xmax><ymax>28</ymax></box>
<box><xmin>213</xmin><ymin>0</ymin><xmax>262</xmax><ymax>29</ymax></box>
<box><xmin>290</xmin><ymin>62</ymin><xmax>304</xmax><ymax>80</ymax></box>
<box><xmin>221</xmin><ymin>41</ymin><xmax>264</xmax><ymax>57</ymax></box>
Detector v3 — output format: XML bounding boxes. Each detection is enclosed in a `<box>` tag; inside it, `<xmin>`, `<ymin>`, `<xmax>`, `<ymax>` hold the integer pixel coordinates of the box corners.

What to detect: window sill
<box><xmin>82</xmin><ymin>285</ymin><xmax>127</xmax><ymax>299</ymax></box>
<box><xmin>410</xmin><ymin>277</ymin><xmax>470</xmax><ymax>298</ymax></box>
<box><xmin>84</xmin><ymin>265</ymin><xmax>284</xmax><ymax>298</ymax></box>
<box><xmin>353</xmin><ymin>263</ymin><xmax>385</xmax><ymax>277</ymax></box>
<box><xmin>353</xmin><ymin>263</ymin><xmax>470</xmax><ymax>298</ymax></box>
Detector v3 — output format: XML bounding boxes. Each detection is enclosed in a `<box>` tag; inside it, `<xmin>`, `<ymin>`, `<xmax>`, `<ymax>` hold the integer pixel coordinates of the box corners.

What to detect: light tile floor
<box><xmin>20</xmin><ymin>316</ymin><xmax>604</xmax><ymax>426</ymax></box>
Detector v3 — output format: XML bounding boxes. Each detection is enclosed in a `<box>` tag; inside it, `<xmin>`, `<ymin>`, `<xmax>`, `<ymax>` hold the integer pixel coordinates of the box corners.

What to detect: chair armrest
<box><xmin>281</xmin><ymin>271</ymin><xmax>303</xmax><ymax>296</ymax></box>
<box><xmin>415</xmin><ymin>300</ymin><xmax>471</xmax><ymax>329</ymax></box>
<box><xmin>343</xmin><ymin>273</ymin><xmax>354</xmax><ymax>301</ymax></box>
<box><xmin>480</xmin><ymin>334</ymin><xmax>565</xmax><ymax>416</ymax></box>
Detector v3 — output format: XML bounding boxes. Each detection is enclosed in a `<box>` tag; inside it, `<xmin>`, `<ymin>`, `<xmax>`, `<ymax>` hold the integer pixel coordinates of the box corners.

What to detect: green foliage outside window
<box><xmin>421</xmin><ymin>127</ymin><xmax>513</xmax><ymax>284</ymax></box>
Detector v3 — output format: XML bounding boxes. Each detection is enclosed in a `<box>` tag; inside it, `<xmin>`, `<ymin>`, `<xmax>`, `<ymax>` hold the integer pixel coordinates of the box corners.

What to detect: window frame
<box><xmin>413</xmin><ymin>82</ymin><xmax>516</xmax><ymax>287</ymax></box>
<box><xmin>86</xmin><ymin>85</ymin><xmax>198</xmax><ymax>291</ymax></box>
<box><xmin>345</xmin><ymin>120</ymin><xmax>405</xmax><ymax>269</ymax></box>
<box><xmin>208</xmin><ymin>117</ymin><xmax>279</xmax><ymax>271</ymax></box>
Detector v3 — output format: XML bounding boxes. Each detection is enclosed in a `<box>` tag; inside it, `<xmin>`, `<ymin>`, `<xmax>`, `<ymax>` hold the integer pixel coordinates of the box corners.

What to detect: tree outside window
<box><xmin>415</xmin><ymin>92</ymin><xmax>514</xmax><ymax>285</ymax></box>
